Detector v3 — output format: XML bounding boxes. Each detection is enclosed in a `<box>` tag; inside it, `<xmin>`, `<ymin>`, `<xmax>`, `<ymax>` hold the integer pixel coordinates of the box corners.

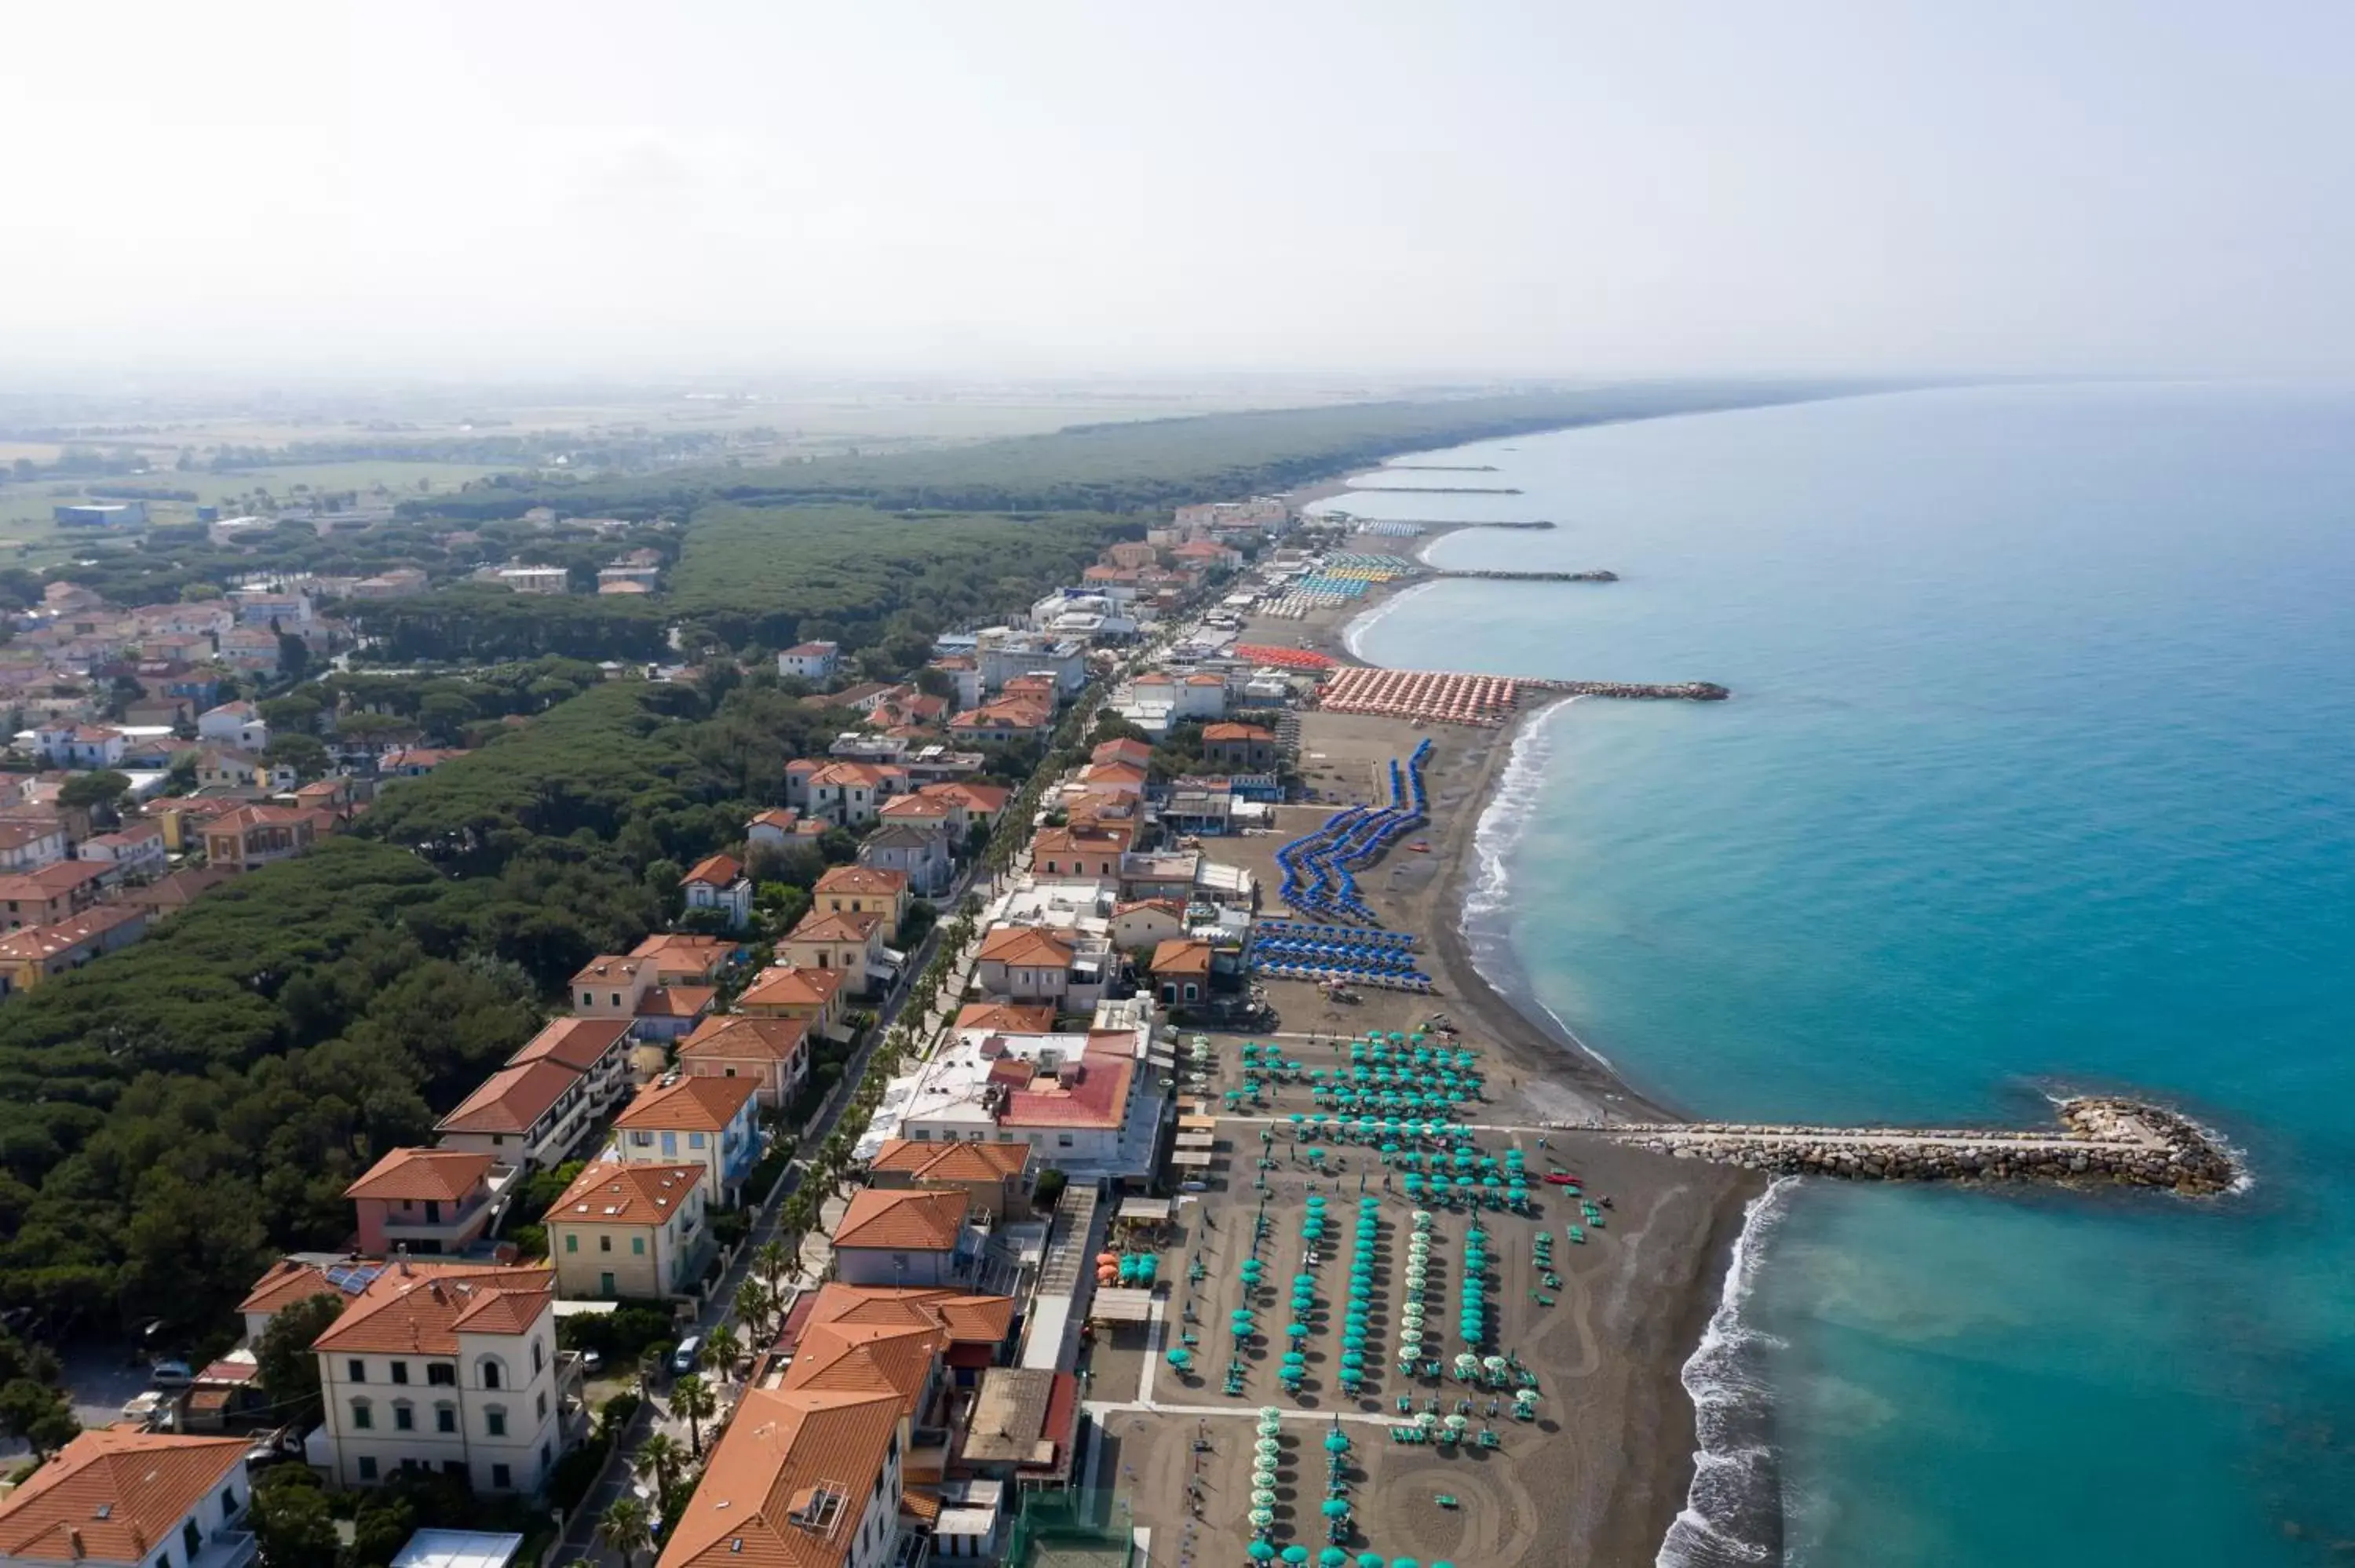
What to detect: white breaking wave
<box><xmin>1657</xmin><ymin>1176</ymin><xmax>1802</xmax><ymax>1568</ymax></box>
<box><xmin>1339</xmin><ymin>578</ymin><xmax>1438</xmax><ymax>659</ymax></box>
<box><xmin>1462</xmin><ymin>695</ymin><xmax>1576</xmax><ymax>925</ymax></box>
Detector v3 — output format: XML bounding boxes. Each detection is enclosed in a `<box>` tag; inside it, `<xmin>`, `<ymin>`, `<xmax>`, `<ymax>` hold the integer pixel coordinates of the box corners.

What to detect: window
<box><xmin>580</xmin><ymin>990</ymin><xmax>593</xmax><ymax>1008</ymax></box>
<box><xmin>536</xmin><ymin>1391</ymin><xmax>548</xmax><ymax>1422</ymax></box>
<box><xmin>350</xmin><ymin>1398</ymin><xmax>373</xmax><ymax>1430</ymax></box>
<box><xmin>632</xmin><ymin>1131</ymin><xmax>654</xmax><ymax>1147</ymax></box>
<box><xmin>436</xmin><ymin>1406</ymin><xmax>458</xmax><ymax>1434</ymax></box>
<box><xmin>1059</xmin><ymin>1134</ymin><xmax>1075</xmax><ymax>1149</ymax></box>
<box><xmin>392</xmin><ymin>1402</ymin><xmax>414</xmax><ymax>1431</ymax></box>
<box><xmin>660</xmin><ymin>1132</ymin><xmax>677</xmax><ymax>1156</ymax></box>
<box><xmin>427</xmin><ymin>1363</ymin><xmax>456</xmax><ymax>1387</ymax></box>
<box><xmin>222</xmin><ymin>1485</ymin><xmax>239</xmax><ymax>1518</ymax></box>
<box><xmin>347</xmin><ymin>1358</ymin><xmax>366</xmax><ymax>1383</ymax></box>
<box><xmin>609</xmin><ymin>992</ymin><xmax>622</xmax><ymax>1008</ymax></box>
<box><xmin>480</xmin><ymin>1356</ymin><xmax>506</xmax><ymax>1391</ymax></box>
<box><xmin>631</xmin><ymin>1235</ymin><xmax>646</xmax><ymax>1256</ymax></box>
<box><xmin>532</xmin><ymin>1339</ymin><xmax>544</xmax><ymax>1375</ymax></box>
<box><xmin>485</xmin><ymin>1406</ymin><xmax>507</xmax><ymax>1437</ymax></box>
<box><xmin>491</xmin><ymin>1463</ymin><xmax>513</xmax><ymax>1490</ymax></box>
<box><xmin>599</xmin><ymin>1234</ymin><xmax>612</xmax><ymax>1253</ymax></box>
<box><xmin>391</xmin><ymin>1362</ymin><xmax>409</xmax><ymax>1386</ymax></box>
<box><xmin>689</xmin><ymin>1132</ymin><xmax>706</xmax><ymax>1150</ymax></box>
<box><xmin>565</xmin><ymin>1234</ymin><xmax>579</xmax><ymax>1253</ymax></box>
<box><xmin>184</xmin><ymin>1520</ymin><xmax>203</xmax><ymax>1560</ymax></box>
<box><xmin>357</xmin><ymin>1457</ymin><xmax>378</xmax><ymax>1482</ymax></box>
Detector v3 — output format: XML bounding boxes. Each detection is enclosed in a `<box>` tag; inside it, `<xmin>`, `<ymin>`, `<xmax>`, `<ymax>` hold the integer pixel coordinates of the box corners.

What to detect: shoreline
<box><xmin>1239</xmin><ymin>506</ymin><xmax>1768</xmax><ymax>1565</ymax></box>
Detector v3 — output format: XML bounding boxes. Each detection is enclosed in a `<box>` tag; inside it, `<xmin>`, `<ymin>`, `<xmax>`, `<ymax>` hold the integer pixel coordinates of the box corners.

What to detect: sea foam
<box><xmin>1658</xmin><ymin>1176</ymin><xmax>1800</xmax><ymax>1568</ymax></box>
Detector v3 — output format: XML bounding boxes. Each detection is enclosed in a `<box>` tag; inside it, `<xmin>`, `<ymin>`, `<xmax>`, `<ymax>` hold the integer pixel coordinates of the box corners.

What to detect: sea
<box><xmin>1321</xmin><ymin>383</ymin><xmax>2355</xmax><ymax>1568</ymax></box>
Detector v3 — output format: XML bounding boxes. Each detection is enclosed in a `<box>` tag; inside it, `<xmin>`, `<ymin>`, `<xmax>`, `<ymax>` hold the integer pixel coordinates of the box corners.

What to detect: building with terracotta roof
<box><xmin>1028</xmin><ymin>823</ymin><xmax>1131</xmax><ymax>881</ymax></box>
<box><xmin>949</xmin><ymin>1001</ymin><xmax>1056</xmax><ymax>1036</ymax></box>
<box><xmin>612</xmin><ymin>1074</ymin><xmax>764</xmax><ymax>1205</ymax></box>
<box><xmin>1200</xmin><ymin>722</ymin><xmax>1280</xmax><ymax>771</ymax></box>
<box><xmin>912</xmin><ymin>781</ymin><xmax>1010</xmax><ymax>830</ymax></box>
<box><xmin>0</xmin><ymin>1429</ymin><xmax>253</xmax><ymax>1568</ymax></box>
<box><xmin>747</xmin><ymin>807</ymin><xmax>823</xmax><ymax>851</ymax></box>
<box><xmin>970</xmin><ymin>926</ymin><xmax>1075</xmax><ymax>1006</ymax></box>
<box><xmin>736</xmin><ymin>963</ymin><xmax>849</xmax><ymax>1038</ymax></box>
<box><xmin>0</xmin><ymin>905</ymin><xmax>148</xmax><ymax>995</ymax></box>
<box><xmin>784</xmin><ymin>760</ymin><xmax>909</xmax><ymax>828</ymax></box>
<box><xmin>505</xmin><ymin>1017</ymin><xmax>634</xmax><ymax>1114</ymax></box>
<box><xmin>681</xmin><ymin>854</ymin><xmax>752</xmax><ymax>931</ymax></box>
<box><xmin>780</xmin><ymin>908</ymin><xmax>889</xmax><ymax>988</ymax></box>
<box><xmin>864</xmin><ymin>1140</ymin><xmax>1034</xmax><ymax>1221</ymax></box>
<box><xmin>199</xmin><ymin>805</ymin><xmax>317</xmax><ymax>873</ymax></box>
<box><xmin>1089</xmin><ymin>737</ymin><xmax>1153</xmax><ymax>771</ymax></box>
<box><xmin>776</xmin><ymin>640</ymin><xmax>842</xmax><ymax>682</ymax></box>
<box><xmin>828</xmin><ymin>1189</ymin><xmax>977</xmax><ymax>1289</ymax></box>
<box><xmin>307</xmin><ymin>1258</ymin><xmax>579</xmax><ymax>1494</ymax></box>
<box><xmin>345</xmin><ymin>1149</ymin><xmax>511</xmax><ymax>1257</ymax></box>
<box><xmin>654</xmin><ymin>1386</ymin><xmax>903</xmax><ymax>1568</ymax></box>
<box><xmin>676</xmin><ymin>1016</ymin><xmax>811</xmax><ymax>1108</ymax></box>
<box><xmin>1110</xmin><ymin>898</ymin><xmax>1187</xmax><ymax>953</ymax></box>
<box><xmin>434</xmin><ymin>1059</ymin><xmax>597</xmax><ymax>1172</ymax></box>
<box><xmin>0</xmin><ymin>862</ymin><xmax>108</xmax><ymax>931</ymax></box>
<box><xmin>1149</xmin><ymin>939</ymin><xmax>1218</xmax><ymax>1007</ymax></box>
<box><xmin>542</xmin><ymin>1163</ymin><xmax>710</xmax><ymax>1301</ymax></box>
<box><xmin>856</xmin><ymin>821</ymin><xmax>953</xmax><ymax>899</ymax></box>
<box><xmin>630</xmin><ymin>932</ymin><xmax>741</xmax><ymax>986</ymax></box>
<box><xmin>569</xmin><ymin>955</ymin><xmax>657</xmax><ymax>1019</ymax></box>
<box><xmin>812</xmin><ymin>866</ymin><xmax>909</xmax><ymax>927</ymax></box>
<box><xmin>944</xmin><ymin>695</ymin><xmax>1051</xmax><ymax>747</ymax></box>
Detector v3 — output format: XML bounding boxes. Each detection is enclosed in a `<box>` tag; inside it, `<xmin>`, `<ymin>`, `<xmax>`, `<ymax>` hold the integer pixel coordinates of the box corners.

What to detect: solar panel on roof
<box><xmin>326</xmin><ymin>1262</ymin><xmax>385</xmax><ymax>1294</ymax></box>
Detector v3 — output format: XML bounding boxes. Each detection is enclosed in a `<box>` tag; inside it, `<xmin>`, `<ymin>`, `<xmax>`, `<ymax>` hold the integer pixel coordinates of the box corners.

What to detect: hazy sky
<box><xmin>5</xmin><ymin>1</ymin><xmax>2352</xmax><ymax>380</ymax></box>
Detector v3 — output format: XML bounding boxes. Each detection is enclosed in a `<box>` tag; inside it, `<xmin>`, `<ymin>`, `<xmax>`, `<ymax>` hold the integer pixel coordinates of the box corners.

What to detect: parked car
<box><xmin>149</xmin><ymin>1361</ymin><xmax>194</xmax><ymax>1388</ymax></box>
<box><xmin>669</xmin><ymin>1336</ymin><xmax>703</xmax><ymax>1377</ymax></box>
<box><xmin>579</xmin><ymin>1347</ymin><xmax>604</xmax><ymax>1375</ymax></box>
<box><xmin>122</xmin><ymin>1391</ymin><xmax>167</xmax><ymax>1424</ymax></box>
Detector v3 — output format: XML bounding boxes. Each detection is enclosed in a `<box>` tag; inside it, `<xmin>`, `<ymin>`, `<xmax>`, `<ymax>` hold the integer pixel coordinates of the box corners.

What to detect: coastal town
<box><xmin>0</xmin><ymin>453</ymin><xmax>2244</xmax><ymax>1568</ymax></box>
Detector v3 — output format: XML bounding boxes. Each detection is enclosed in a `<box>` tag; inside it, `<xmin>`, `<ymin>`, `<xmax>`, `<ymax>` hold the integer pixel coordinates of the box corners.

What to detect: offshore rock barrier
<box><xmin>1349</xmin><ymin>484</ymin><xmax>1524</xmax><ymax>494</ymax></box>
<box><xmin>1555</xmin><ymin>1097</ymin><xmax>2239</xmax><ymax>1195</ymax></box>
<box><xmin>1432</xmin><ymin>568</ymin><xmax>1619</xmax><ymax>583</ymax></box>
<box><xmin>1523</xmin><ymin>679</ymin><xmax>1732</xmax><ymax>702</ymax></box>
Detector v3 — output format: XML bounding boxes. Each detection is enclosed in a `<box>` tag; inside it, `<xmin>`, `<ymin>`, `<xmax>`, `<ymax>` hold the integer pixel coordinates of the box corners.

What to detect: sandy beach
<box><xmin>1113</xmin><ymin>530</ymin><xmax>1769</xmax><ymax>1564</ymax></box>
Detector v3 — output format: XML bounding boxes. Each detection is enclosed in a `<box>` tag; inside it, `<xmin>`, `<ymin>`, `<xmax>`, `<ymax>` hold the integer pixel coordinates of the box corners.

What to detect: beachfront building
<box><xmin>610</xmin><ymin>1074</ymin><xmax>763</xmax><ymax>1206</ymax></box>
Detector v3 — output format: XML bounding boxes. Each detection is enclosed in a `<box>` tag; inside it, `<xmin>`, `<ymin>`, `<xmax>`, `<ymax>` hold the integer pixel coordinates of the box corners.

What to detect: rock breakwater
<box><xmin>1523</xmin><ymin>680</ymin><xmax>1731</xmax><ymax>702</ymax></box>
<box><xmin>1555</xmin><ymin>1096</ymin><xmax>2239</xmax><ymax>1194</ymax></box>
<box><xmin>1433</xmin><ymin>568</ymin><xmax>1619</xmax><ymax>582</ymax></box>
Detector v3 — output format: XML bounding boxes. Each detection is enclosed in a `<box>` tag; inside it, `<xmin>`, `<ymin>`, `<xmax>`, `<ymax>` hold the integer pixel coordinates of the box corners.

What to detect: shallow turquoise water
<box><xmin>1338</xmin><ymin>385</ymin><xmax>2355</xmax><ymax>1566</ymax></box>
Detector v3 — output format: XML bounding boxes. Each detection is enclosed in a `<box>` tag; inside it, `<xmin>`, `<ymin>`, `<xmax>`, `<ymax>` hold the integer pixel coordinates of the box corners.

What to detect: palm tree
<box><xmin>734</xmin><ymin>1277</ymin><xmax>777</xmax><ymax>1344</ymax></box>
<box><xmin>670</xmin><ymin>1372</ymin><xmax>717</xmax><ymax>1457</ymax></box>
<box><xmin>596</xmin><ymin>1497</ymin><xmax>652</xmax><ymax>1568</ymax></box>
<box><xmin>633</xmin><ymin>1431</ymin><xmax>688</xmax><ymax>1510</ymax></box>
<box><xmin>699</xmin><ymin>1322</ymin><xmax>741</xmax><ymax>1382</ymax></box>
<box><xmin>753</xmin><ymin>1237</ymin><xmax>790</xmax><ymax>1300</ymax></box>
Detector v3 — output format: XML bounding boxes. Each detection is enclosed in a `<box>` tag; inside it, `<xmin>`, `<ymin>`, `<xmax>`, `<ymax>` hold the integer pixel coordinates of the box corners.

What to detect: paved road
<box><xmin>557</xmin><ymin>874</ymin><xmax>971</xmax><ymax>1564</ymax></box>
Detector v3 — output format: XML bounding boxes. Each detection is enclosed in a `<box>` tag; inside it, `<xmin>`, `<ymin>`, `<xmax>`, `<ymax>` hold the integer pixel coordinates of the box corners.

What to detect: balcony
<box><xmin>191</xmin><ymin>1531</ymin><xmax>257</xmax><ymax>1568</ymax></box>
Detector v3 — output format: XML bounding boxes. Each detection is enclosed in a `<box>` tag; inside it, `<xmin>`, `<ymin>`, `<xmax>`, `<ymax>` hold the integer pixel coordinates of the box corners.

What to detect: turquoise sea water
<box><xmin>1328</xmin><ymin>385</ymin><xmax>2355</xmax><ymax>1567</ymax></box>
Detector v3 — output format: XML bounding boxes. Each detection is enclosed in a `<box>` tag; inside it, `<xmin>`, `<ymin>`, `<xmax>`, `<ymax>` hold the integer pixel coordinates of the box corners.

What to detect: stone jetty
<box><xmin>1433</xmin><ymin>568</ymin><xmax>1619</xmax><ymax>583</ymax></box>
<box><xmin>1348</xmin><ymin>485</ymin><xmax>1525</xmax><ymax>495</ymax></box>
<box><xmin>1552</xmin><ymin>1097</ymin><xmax>2239</xmax><ymax>1195</ymax></box>
<box><xmin>1523</xmin><ymin>679</ymin><xmax>1731</xmax><ymax>702</ymax></box>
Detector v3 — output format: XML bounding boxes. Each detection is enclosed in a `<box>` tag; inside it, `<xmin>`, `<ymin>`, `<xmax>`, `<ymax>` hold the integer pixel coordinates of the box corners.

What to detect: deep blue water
<box><xmin>1330</xmin><ymin>385</ymin><xmax>2355</xmax><ymax>1567</ymax></box>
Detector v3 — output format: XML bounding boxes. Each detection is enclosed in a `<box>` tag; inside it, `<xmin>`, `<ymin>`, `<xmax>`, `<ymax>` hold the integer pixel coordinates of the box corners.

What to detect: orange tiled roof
<box><xmin>639</xmin><ymin>984</ymin><xmax>717</xmax><ymax>1019</ymax></box>
<box><xmin>798</xmin><ymin>1283</ymin><xmax>1017</xmax><ymax>1348</ymax></box>
<box><xmin>1203</xmin><ymin>722</ymin><xmax>1276</xmax><ymax>742</ymax></box>
<box><xmin>343</xmin><ymin>1148</ymin><xmax>493</xmax><ymax>1204</ymax></box>
<box><xmin>951</xmin><ymin>1001</ymin><xmax>1056</xmax><ymax>1034</ymax></box>
<box><xmin>787</xmin><ymin>909</ymin><xmax>882</xmax><ymax>946</ymax></box>
<box><xmin>831</xmin><ymin>1188</ymin><xmax>969</xmax><ymax>1253</ymax></box>
<box><xmin>435</xmin><ymin>1059</ymin><xmax>581</xmax><ymax>1136</ymax></box>
<box><xmin>571</xmin><ymin>954</ymin><xmax>653</xmax><ymax>989</ymax></box>
<box><xmin>684</xmin><ymin>853</ymin><xmax>745</xmax><ymax>887</ymax></box>
<box><xmin>655</xmin><ymin>1387</ymin><xmax>902</xmax><ymax>1568</ymax></box>
<box><xmin>1151</xmin><ymin>939</ymin><xmax>1215</xmax><ymax>975</ymax></box>
<box><xmin>632</xmin><ymin>932</ymin><xmax>737</xmax><ymax>978</ymax></box>
<box><xmin>813</xmin><ymin>865</ymin><xmax>907</xmax><ymax>897</ymax></box>
<box><xmin>506</xmin><ymin>1016</ymin><xmax>632</xmax><ymax>1072</ymax></box>
<box><xmin>549</xmin><ymin>1163</ymin><xmax>704</xmax><ymax>1227</ymax></box>
<box><xmin>975</xmin><ymin>926</ymin><xmax>1073</xmax><ymax>969</ymax></box>
<box><xmin>739</xmin><ymin>965</ymin><xmax>846</xmax><ymax>1010</ymax></box>
<box><xmin>615</xmin><ymin>1073</ymin><xmax>760</xmax><ymax>1133</ymax></box>
<box><xmin>0</xmin><ymin>1430</ymin><xmax>248</xmax><ymax>1566</ymax></box>
<box><xmin>867</xmin><ymin>1139</ymin><xmax>1031</xmax><ymax>1185</ymax></box>
<box><xmin>777</xmin><ymin>1320</ymin><xmax>942</xmax><ymax>1417</ymax></box>
<box><xmin>679</xmin><ymin>1016</ymin><xmax>809</xmax><ymax>1064</ymax></box>
<box><xmin>238</xmin><ymin>1258</ymin><xmax>338</xmax><ymax>1317</ymax></box>
<box><xmin>309</xmin><ymin>1264</ymin><xmax>553</xmax><ymax>1355</ymax></box>
<box><xmin>916</xmin><ymin>781</ymin><xmax>1010</xmax><ymax>814</ymax></box>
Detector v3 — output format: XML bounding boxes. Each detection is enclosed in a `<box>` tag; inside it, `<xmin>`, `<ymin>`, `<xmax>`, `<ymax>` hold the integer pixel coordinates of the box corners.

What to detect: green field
<box><xmin>0</xmin><ymin>459</ymin><xmax>513</xmax><ymax>560</ymax></box>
